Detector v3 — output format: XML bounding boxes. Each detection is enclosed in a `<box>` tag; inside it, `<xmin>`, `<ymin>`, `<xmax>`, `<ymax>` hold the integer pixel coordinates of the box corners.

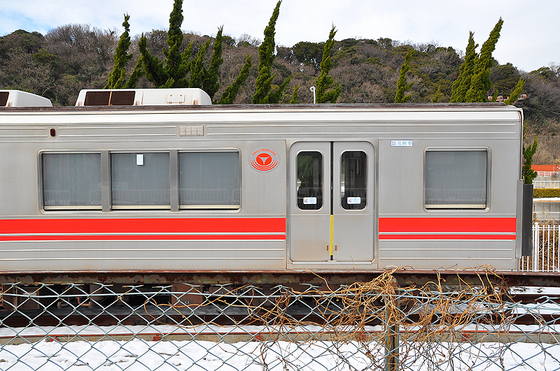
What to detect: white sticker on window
<box><xmin>303</xmin><ymin>197</ymin><xmax>317</xmax><ymax>205</ymax></box>
<box><xmin>347</xmin><ymin>197</ymin><xmax>361</xmax><ymax>204</ymax></box>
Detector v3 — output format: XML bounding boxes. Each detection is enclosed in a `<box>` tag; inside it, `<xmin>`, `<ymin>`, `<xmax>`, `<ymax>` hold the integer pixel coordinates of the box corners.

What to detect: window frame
<box><xmin>40</xmin><ymin>148</ymin><xmax>242</xmax><ymax>212</ymax></box>
<box><xmin>178</xmin><ymin>150</ymin><xmax>241</xmax><ymax>210</ymax></box>
<box><xmin>296</xmin><ymin>150</ymin><xmax>324</xmax><ymax>211</ymax></box>
<box><xmin>40</xmin><ymin>151</ymin><xmax>103</xmax><ymax>211</ymax></box>
<box><xmin>423</xmin><ymin>147</ymin><xmax>491</xmax><ymax>211</ymax></box>
<box><xmin>110</xmin><ymin>151</ymin><xmax>172</xmax><ymax>210</ymax></box>
<box><xmin>340</xmin><ymin>150</ymin><xmax>367</xmax><ymax>210</ymax></box>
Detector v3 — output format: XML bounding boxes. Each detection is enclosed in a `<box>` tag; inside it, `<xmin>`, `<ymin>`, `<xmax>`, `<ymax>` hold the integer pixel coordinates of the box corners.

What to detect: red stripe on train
<box><xmin>379</xmin><ymin>217</ymin><xmax>516</xmax><ymax>240</ymax></box>
<box><xmin>380</xmin><ymin>234</ymin><xmax>516</xmax><ymax>240</ymax></box>
<box><xmin>0</xmin><ymin>234</ymin><xmax>285</xmax><ymax>241</ymax></box>
<box><xmin>0</xmin><ymin>218</ymin><xmax>286</xmax><ymax>234</ymax></box>
<box><xmin>0</xmin><ymin>218</ymin><xmax>286</xmax><ymax>241</ymax></box>
<box><xmin>379</xmin><ymin>217</ymin><xmax>516</xmax><ymax>233</ymax></box>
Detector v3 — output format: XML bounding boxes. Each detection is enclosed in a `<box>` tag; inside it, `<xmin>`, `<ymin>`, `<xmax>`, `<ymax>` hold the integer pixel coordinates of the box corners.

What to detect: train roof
<box><xmin>0</xmin><ymin>101</ymin><xmax>520</xmax><ymax>112</ymax></box>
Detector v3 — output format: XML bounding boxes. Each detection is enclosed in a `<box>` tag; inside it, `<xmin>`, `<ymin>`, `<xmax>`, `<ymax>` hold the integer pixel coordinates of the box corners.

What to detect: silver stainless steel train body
<box><xmin>0</xmin><ymin>89</ymin><xmax>526</xmax><ymax>272</ymax></box>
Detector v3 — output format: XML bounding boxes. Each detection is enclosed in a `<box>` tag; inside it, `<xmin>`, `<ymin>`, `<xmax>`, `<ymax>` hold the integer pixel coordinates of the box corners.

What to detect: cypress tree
<box><xmin>315</xmin><ymin>26</ymin><xmax>341</xmax><ymax>104</ymax></box>
<box><xmin>138</xmin><ymin>35</ymin><xmax>169</xmax><ymax>87</ymax></box>
<box><xmin>507</xmin><ymin>78</ymin><xmax>535</xmax><ymax>183</ymax></box>
<box><xmin>505</xmin><ymin>78</ymin><xmax>525</xmax><ymax>105</ymax></box>
<box><xmin>105</xmin><ymin>14</ymin><xmax>143</xmax><ymax>89</ymax></box>
<box><xmin>161</xmin><ymin>0</ymin><xmax>191</xmax><ymax>87</ymax></box>
<box><xmin>125</xmin><ymin>58</ymin><xmax>144</xmax><ymax>89</ymax></box>
<box><xmin>394</xmin><ymin>48</ymin><xmax>414</xmax><ymax>103</ymax></box>
<box><xmin>465</xmin><ymin>18</ymin><xmax>503</xmax><ymax>102</ymax></box>
<box><xmin>188</xmin><ymin>40</ymin><xmax>210</xmax><ymax>89</ymax></box>
<box><xmin>202</xmin><ymin>26</ymin><xmax>224</xmax><ymax>99</ymax></box>
<box><xmin>290</xmin><ymin>85</ymin><xmax>300</xmax><ymax>104</ymax></box>
<box><xmin>253</xmin><ymin>1</ymin><xmax>292</xmax><ymax>104</ymax></box>
<box><xmin>523</xmin><ymin>125</ymin><xmax>538</xmax><ymax>184</ymax></box>
<box><xmin>138</xmin><ymin>0</ymin><xmax>196</xmax><ymax>88</ymax></box>
<box><xmin>450</xmin><ymin>32</ymin><xmax>477</xmax><ymax>102</ymax></box>
<box><xmin>138</xmin><ymin>0</ymin><xmax>226</xmax><ymax>92</ymax></box>
<box><xmin>432</xmin><ymin>87</ymin><xmax>441</xmax><ymax>103</ymax></box>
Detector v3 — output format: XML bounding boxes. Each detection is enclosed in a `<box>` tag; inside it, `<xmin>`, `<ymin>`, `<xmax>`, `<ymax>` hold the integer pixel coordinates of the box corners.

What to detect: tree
<box><xmin>188</xmin><ymin>40</ymin><xmax>210</xmax><ymax>89</ymax></box>
<box><xmin>523</xmin><ymin>125</ymin><xmax>538</xmax><ymax>184</ymax></box>
<box><xmin>432</xmin><ymin>86</ymin><xmax>441</xmax><ymax>103</ymax></box>
<box><xmin>137</xmin><ymin>0</ymin><xmax>233</xmax><ymax>100</ymax></box>
<box><xmin>138</xmin><ymin>0</ymin><xmax>191</xmax><ymax>88</ymax></box>
<box><xmin>292</xmin><ymin>41</ymin><xmax>324</xmax><ymax>71</ymax></box>
<box><xmin>464</xmin><ymin>18</ymin><xmax>503</xmax><ymax>102</ymax></box>
<box><xmin>290</xmin><ymin>85</ymin><xmax>299</xmax><ymax>104</ymax></box>
<box><xmin>315</xmin><ymin>26</ymin><xmax>341</xmax><ymax>103</ymax></box>
<box><xmin>252</xmin><ymin>0</ymin><xmax>292</xmax><ymax>104</ymax></box>
<box><xmin>450</xmin><ymin>32</ymin><xmax>477</xmax><ymax>102</ymax></box>
<box><xmin>202</xmin><ymin>26</ymin><xmax>224</xmax><ymax>99</ymax></box>
<box><xmin>105</xmin><ymin>14</ymin><xmax>143</xmax><ymax>89</ymax></box>
<box><xmin>394</xmin><ymin>48</ymin><xmax>414</xmax><ymax>103</ymax></box>
<box><xmin>505</xmin><ymin>78</ymin><xmax>525</xmax><ymax>105</ymax></box>
<box><xmin>506</xmin><ymin>78</ymin><xmax>536</xmax><ymax>182</ymax></box>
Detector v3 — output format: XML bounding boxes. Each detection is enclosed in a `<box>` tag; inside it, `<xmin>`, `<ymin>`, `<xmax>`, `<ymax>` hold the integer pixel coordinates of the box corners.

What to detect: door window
<box><xmin>296</xmin><ymin>151</ymin><xmax>323</xmax><ymax>210</ymax></box>
<box><xmin>340</xmin><ymin>151</ymin><xmax>367</xmax><ymax>210</ymax></box>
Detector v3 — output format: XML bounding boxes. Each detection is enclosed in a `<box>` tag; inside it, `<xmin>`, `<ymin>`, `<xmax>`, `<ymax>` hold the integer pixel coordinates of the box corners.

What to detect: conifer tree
<box><xmin>290</xmin><ymin>85</ymin><xmax>300</xmax><ymax>104</ymax></box>
<box><xmin>138</xmin><ymin>0</ymin><xmax>191</xmax><ymax>88</ymax></box>
<box><xmin>523</xmin><ymin>125</ymin><xmax>538</xmax><ymax>184</ymax></box>
<box><xmin>394</xmin><ymin>48</ymin><xmax>414</xmax><ymax>103</ymax></box>
<box><xmin>464</xmin><ymin>18</ymin><xmax>503</xmax><ymax>102</ymax></box>
<box><xmin>505</xmin><ymin>78</ymin><xmax>525</xmax><ymax>105</ymax></box>
<box><xmin>315</xmin><ymin>26</ymin><xmax>341</xmax><ymax>103</ymax></box>
<box><xmin>188</xmin><ymin>40</ymin><xmax>210</xmax><ymax>89</ymax></box>
<box><xmin>252</xmin><ymin>0</ymin><xmax>292</xmax><ymax>104</ymax></box>
<box><xmin>202</xmin><ymin>26</ymin><xmax>224</xmax><ymax>99</ymax></box>
<box><xmin>162</xmin><ymin>0</ymin><xmax>189</xmax><ymax>87</ymax></box>
<box><xmin>450</xmin><ymin>32</ymin><xmax>477</xmax><ymax>102</ymax></box>
<box><xmin>506</xmin><ymin>78</ymin><xmax>535</xmax><ymax>183</ymax></box>
<box><xmin>105</xmin><ymin>14</ymin><xmax>143</xmax><ymax>89</ymax></box>
<box><xmin>432</xmin><ymin>87</ymin><xmax>441</xmax><ymax>103</ymax></box>
<box><xmin>138</xmin><ymin>0</ymin><xmax>225</xmax><ymax>91</ymax></box>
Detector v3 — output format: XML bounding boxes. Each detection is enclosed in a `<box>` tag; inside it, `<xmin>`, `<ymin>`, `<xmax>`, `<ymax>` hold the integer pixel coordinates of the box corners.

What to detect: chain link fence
<box><xmin>0</xmin><ymin>270</ymin><xmax>559</xmax><ymax>370</ymax></box>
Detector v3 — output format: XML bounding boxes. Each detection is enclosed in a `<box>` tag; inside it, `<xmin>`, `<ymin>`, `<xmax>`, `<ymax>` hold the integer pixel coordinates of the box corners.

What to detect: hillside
<box><xmin>0</xmin><ymin>26</ymin><xmax>558</xmax><ymax>162</ymax></box>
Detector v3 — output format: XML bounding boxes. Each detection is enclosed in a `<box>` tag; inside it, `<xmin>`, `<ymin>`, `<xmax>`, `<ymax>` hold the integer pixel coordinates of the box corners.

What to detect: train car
<box><xmin>0</xmin><ymin>88</ymin><xmax>528</xmax><ymax>272</ymax></box>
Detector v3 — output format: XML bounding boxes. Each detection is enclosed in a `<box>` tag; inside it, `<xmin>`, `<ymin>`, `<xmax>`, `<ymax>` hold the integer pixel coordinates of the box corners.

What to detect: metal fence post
<box><xmin>384</xmin><ymin>291</ymin><xmax>400</xmax><ymax>371</ymax></box>
<box><xmin>533</xmin><ymin>222</ymin><xmax>540</xmax><ymax>271</ymax></box>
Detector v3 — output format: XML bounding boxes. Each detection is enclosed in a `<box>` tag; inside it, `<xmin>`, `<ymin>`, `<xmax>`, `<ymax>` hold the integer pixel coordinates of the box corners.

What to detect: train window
<box><xmin>42</xmin><ymin>153</ymin><xmax>102</xmax><ymax>210</ymax></box>
<box><xmin>179</xmin><ymin>151</ymin><xmax>240</xmax><ymax>209</ymax></box>
<box><xmin>425</xmin><ymin>150</ymin><xmax>488</xmax><ymax>209</ymax></box>
<box><xmin>341</xmin><ymin>151</ymin><xmax>367</xmax><ymax>210</ymax></box>
<box><xmin>297</xmin><ymin>151</ymin><xmax>323</xmax><ymax>210</ymax></box>
<box><xmin>111</xmin><ymin>152</ymin><xmax>170</xmax><ymax>209</ymax></box>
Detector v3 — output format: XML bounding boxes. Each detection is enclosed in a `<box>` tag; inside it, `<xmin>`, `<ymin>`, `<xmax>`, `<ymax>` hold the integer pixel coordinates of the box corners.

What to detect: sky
<box><xmin>0</xmin><ymin>0</ymin><xmax>558</xmax><ymax>73</ymax></box>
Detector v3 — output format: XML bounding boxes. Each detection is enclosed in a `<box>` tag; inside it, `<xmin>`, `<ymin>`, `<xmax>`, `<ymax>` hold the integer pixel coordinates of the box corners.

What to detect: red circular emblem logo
<box><xmin>250</xmin><ymin>148</ymin><xmax>279</xmax><ymax>172</ymax></box>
